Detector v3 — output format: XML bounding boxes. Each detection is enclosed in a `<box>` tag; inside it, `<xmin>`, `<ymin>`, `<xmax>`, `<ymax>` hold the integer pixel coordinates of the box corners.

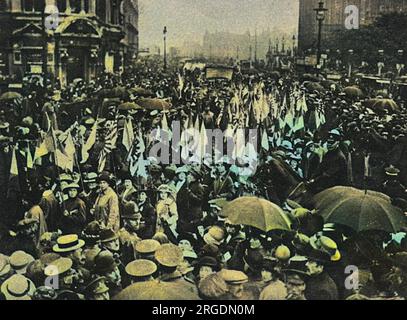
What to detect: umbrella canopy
<box><xmin>128</xmin><ymin>87</ymin><xmax>154</xmax><ymax>97</ymax></box>
<box><xmin>113</xmin><ymin>280</ymin><xmax>200</xmax><ymax>300</ymax></box>
<box><xmin>304</xmin><ymin>81</ymin><xmax>326</xmax><ymax>93</ymax></box>
<box><xmin>364</xmin><ymin>98</ymin><xmax>400</xmax><ymax>113</ymax></box>
<box><xmin>0</xmin><ymin>92</ymin><xmax>22</xmax><ymax>101</ymax></box>
<box><xmin>301</xmin><ymin>73</ymin><xmax>323</xmax><ymax>82</ymax></box>
<box><xmin>118</xmin><ymin>102</ymin><xmax>142</xmax><ymax>111</ymax></box>
<box><xmin>135</xmin><ymin>98</ymin><xmax>172</xmax><ymax>111</ymax></box>
<box><xmin>222</xmin><ymin>196</ymin><xmax>291</xmax><ymax>232</ymax></box>
<box><xmin>312</xmin><ymin>186</ymin><xmax>407</xmax><ymax>233</ymax></box>
<box><xmin>343</xmin><ymin>86</ymin><xmax>363</xmax><ymax>99</ymax></box>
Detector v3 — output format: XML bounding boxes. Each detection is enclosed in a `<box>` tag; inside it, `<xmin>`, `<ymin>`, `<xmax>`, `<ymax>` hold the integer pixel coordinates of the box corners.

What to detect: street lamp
<box><xmin>314</xmin><ymin>1</ymin><xmax>328</xmax><ymax>67</ymax></box>
<box><xmin>292</xmin><ymin>35</ymin><xmax>296</xmax><ymax>57</ymax></box>
<box><xmin>163</xmin><ymin>26</ymin><xmax>167</xmax><ymax>71</ymax></box>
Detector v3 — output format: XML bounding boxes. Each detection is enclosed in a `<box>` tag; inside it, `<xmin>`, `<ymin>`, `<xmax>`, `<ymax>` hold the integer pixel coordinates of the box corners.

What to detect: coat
<box><xmin>60</xmin><ymin>197</ymin><xmax>87</xmax><ymax>235</ymax></box>
<box><xmin>138</xmin><ymin>200</ymin><xmax>156</xmax><ymax>239</ymax></box>
<box><xmin>176</xmin><ymin>181</ymin><xmax>205</xmax><ymax>234</ymax></box>
<box><xmin>94</xmin><ymin>187</ymin><xmax>120</xmax><ymax>232</ymax></box>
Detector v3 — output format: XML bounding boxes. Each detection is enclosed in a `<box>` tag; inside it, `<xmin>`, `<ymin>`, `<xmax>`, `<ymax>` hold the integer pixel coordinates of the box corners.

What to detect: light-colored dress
<box><xmin>94</xmin><ymin>187</ymin><xmax>120</xmax><ymax>232</ymax></box>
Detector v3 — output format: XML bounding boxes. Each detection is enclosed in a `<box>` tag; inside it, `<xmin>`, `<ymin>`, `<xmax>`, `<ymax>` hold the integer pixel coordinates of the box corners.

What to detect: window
<box><xmin>23</xmin><ymin>0</ymin><xmax>45</xmax><ymax>12</ymax></box>
<box><xmin>14</xmin><ymin>51</ymin><xmax>22</xmax><ymax>65</ymax></box>
<box><xmin>0</xmin><ymin>0</ymin><xmax>7</xmax><ymax>11</ymax></box>
<box><xmin>70</xmin><ymin>0</ymin><xmax>81</xmax><ymax>13</ymax></box>
<box><xmin>57</xmin><ymin>0</ymin><xmax>67</xmax><ymax>12</ymax></box>
<box><xmin>96</xmin><ymin>0</ymin><xmax>106</xmax><ymax>22</ymax></box>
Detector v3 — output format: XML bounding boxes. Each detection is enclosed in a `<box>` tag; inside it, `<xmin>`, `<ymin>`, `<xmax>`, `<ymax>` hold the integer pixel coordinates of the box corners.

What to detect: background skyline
<box><xmin>138</xmin><ymin>0</ymin><xmax>300</xmax><ymax>50</ymax></box>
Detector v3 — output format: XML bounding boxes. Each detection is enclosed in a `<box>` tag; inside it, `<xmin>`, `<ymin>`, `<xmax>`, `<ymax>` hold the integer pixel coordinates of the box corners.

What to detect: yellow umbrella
<box><xmin>222</xmin><ymin>196</ymin><xmax>291</xmax><ymax>232</ymax></box>
<box><xmin>113</xmin><ymin>280</ymin><xmax>200</xmax><ymax>300</ymax></box>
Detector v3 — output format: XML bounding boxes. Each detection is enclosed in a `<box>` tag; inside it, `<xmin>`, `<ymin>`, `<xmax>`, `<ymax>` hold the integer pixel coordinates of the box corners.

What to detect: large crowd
<box><xmin>0</xmin><ymin>57</ymin><xmax>407</xmax><ymax>300</ymax></box>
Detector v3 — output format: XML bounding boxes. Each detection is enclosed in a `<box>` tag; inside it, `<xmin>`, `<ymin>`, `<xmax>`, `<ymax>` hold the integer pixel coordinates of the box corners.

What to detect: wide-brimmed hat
<box><xmin>94</xmin><ymin>251</ymin><xmax>116</xmax><ymax>274</ymax></box>
<box><xmin>84</xmin><ymin>172</ymin><xmax>98</xmax><ymax>183</ymax></box>
<box><xmin>85</xmin><ymin>277</ymin><xmax>110</xmax><ymax>296</ymax></box>
<box><xmin>155</xmin><ymin>244</ymin><xmax>183</xmax><ymax>268</ymax></box>
<box><xmin>135</xmin><ymin>239</ymin><xmax>161</xmax><ymax>255</ymax></box>
<box><xmin>310</xmin><ymin>235</ymin><xmax>341</xmax><ymax>262</ymax></box>
<box><xmin>0</xmin><ymin>255</ymin><xmax>11</xmax><ymax>277</ymax></box>
<box><xmin>1</xmin><ymin>274</ymin><xmax>36</xmax><ymax>300</ymax></box>
<box><xmin>53</xmin><ymin>234</ymin><xmax>85</xmax><ymax>253</ymax></box>
<box><xmin>32</xmin><ymin>286</ymin><xmax>58</xmax><ymax>300</ymax></box>
<box><xmin>44</xmin><ymin>258</ymin><xmax>73</xmax><ymax>277</ymax></box>
<box><xmin>195</xmin><ymin>256</ymin><xmax>220</xmax><ymax>270</ymax></box>
<box><xmin>218</xmin><ymin>269</ymin><xmax>248</xmax><ymax>285</ymax></box>
<box><xmin>99</xmin><ymin>228</ymin><xmax>119</xmax><ymax>243</ymax></box>
<box><xmin>203</xmin><ymin>226</ymin><xmax>225</xmax><ymax>246</ymax></box>
<box><xmin>9</xmin><ymin>251</ymin><xmax>35</xmax><ymax>275</ymax></box>
<box><xmin>385</xmin><ymin>165</ymin><xmax>400</xmax><ymax>176</ymax></box>
<box><xmin>62</xmin><ymin>183</ymin><xmax>81</xmax><ymax>192</ymax></box>
<box><xmin>125</xmin><ymin>259</ymin><xmax>157</xmax><ymax>278</ymax></box>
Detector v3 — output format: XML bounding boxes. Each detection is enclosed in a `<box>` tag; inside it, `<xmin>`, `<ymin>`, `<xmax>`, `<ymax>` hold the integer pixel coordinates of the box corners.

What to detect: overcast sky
<box><xmin>138</xmin><ymin>0</ymin><xmax>299</xmax><ymax>48</ymax></box>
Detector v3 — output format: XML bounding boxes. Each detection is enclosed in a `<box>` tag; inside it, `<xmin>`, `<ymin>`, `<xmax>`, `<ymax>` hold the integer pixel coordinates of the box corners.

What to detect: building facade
<box><xmin>0</xmin><ymin>0</ymin><xmax>139</xmax><ymax>87</ymax></box>
<box><xmin>298</xmin><ymin>0</ymin><xmax>407</xmax><ymax>53</ymax></box>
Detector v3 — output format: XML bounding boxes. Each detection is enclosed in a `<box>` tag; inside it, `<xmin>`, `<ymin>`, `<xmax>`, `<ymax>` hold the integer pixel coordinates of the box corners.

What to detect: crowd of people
<box><xmin>0</xmin><ymin>57</ymin><xmax>407</xmax><ymax>300</ymax></box>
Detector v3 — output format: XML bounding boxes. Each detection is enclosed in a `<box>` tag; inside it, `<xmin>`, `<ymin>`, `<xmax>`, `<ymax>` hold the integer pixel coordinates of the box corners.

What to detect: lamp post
<box><xmin>292</xmin><ymin>35</ymin><xmax>296</xmax><ymax>57</ymax></box>
<box><xmin>377</xmin><ymin>49</ymin><xmax>384</xmax><ymax>77</ymax></box>
<box><xmin>314</xmin><ymin>1</ymin><xmax>327</xmax><ymax>68</ymax></box>
<box><xmin>163</xmin><ymin>26</ymin><xmax>167</xmax><ymax>71</ymax></box>
<box><xmin>397</xmin><ymin>49</ymin><xmax>404</xmax><ymax>76</ymax></box>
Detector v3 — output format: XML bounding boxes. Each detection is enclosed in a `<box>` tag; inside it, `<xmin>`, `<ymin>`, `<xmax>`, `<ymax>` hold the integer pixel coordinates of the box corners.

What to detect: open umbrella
<box><xmin>304</xmin><ymin>81</ymin><xmax>326</xmax><ymax>93</ymax></box>
<box><xmin>222</xmin><ymin>196</ymin><xmax>291</xmax><ymax>232</ymax></box>
<box><xmin>135</xmin><ymin>98</ymin><xmax>172</xmax><ymax>111</ymax></box>
<box><xmin>113</xmin><ymin>280</ymin><xmax>200</xmax><ymax>300</ymax></box>
<box><xmin>118</xmin><ymin>102</ymin><xmax>142</xmax><ymax>111</ymax></box>
<box><xmin>0</xmin><ymin>92</ymin><xmax>22</xmax><ymax>101</ymax></box>
<box><xmin>364</xmin><ymin>99</ymin><xmax>400</xmax><ymax>113</ymax></box>
<box><xmin>312</xmin><ymin>186</ymin><xmax>407</xmax><ymax>233</ymax></box>
<box><xmin>343</xmin><ymin>86</ymin><xmax>363</xmax><ymax>99</ymax></box>
<box><xmin>128</xmin><ymin>87</ymin><xmax>154</xmax><ymax>97</ymax></box>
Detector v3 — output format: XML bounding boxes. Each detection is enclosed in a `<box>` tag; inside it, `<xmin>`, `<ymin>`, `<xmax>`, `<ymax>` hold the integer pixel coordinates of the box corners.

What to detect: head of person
<box><xmin>64</xmin><ymin>184</ymin><xmax>80</xmax><ymax>199</ymax></box>
<box><xmin>138</xmin><ymin>190</ymin><xmax>148</xmax><ymax>203</ymax></box>
<box><xmin>98</xmin><ymin>174</ymin><xmax>111</xmax><ymax>192</ymax></box>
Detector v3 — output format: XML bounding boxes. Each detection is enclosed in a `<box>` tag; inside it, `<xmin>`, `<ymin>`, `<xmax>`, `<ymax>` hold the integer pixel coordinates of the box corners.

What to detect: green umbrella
<box><xmin>113</xmin><ymin>280</ymin><xmax>200</xmax><ymax>300</ymax></box>
<box><xmin>312</xmin><ymin>186</ymin><xmax>407</xmax><ymax>233</ymax></box>
<box><xmin>135</xmin><ymin>98</ymin><xmax>172</xmax><ymax>111</ymax></box>
<box><xmin>364</xmin><ymin>98</ymin><xmax>400</xmax><ymax>113</ymax></box>
<box><xmin>343</xmin><ymin>86</ymin><xmax>363</xmax><ymax>99</ymax></box>
<box><xmin>118</xmin><ymin>102</ymin><xmax>142</xmax><ymax>111</ymax></box>
<box><xmin>304</xmin><ymin>81</ymin><xmax>326</xmax><ymax>93</ymax></box>
<box><xmin>128</xmin><ymin>87</ymin><xmax>154</xmax><ymax>97</ymax></box>
<box><xmin>222</xmin><ymin>196</ymin><xmax>291</xmax><ymax>232</ymax></box>
<box><xmin>0</xmin><ymin>92</ymin><xmax>22</xmax><ymax>101</ymax></box>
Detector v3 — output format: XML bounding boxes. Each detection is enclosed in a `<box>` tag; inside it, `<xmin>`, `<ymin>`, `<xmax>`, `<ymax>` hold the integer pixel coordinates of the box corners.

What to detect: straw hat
<box><xmin>9</xmin><ymin>251</ymin><xmax>35</xmax><ymax>274</ymax></box>
<box><xmin>53</xmin><ymin>234</ymin><xmax>85</xmax><ymax>253</ymax></box>
<box><xmin>1</xmin><ymin>274</ymin><xmax>36</xmax><ymax>300</ymax></box>
<box><xmin>218</xmin><ymin>269</ymin><xmax>248</xmax><ymax>285</ymax></box>
<box><xmin>44</xmin><ymin>258</ymin><xmax>73</xmax><ymax>277</ymax></box>
<box><xmin>155</xmin><ymin>244</ymin><xmax>183</xmax><ymax>268</ymax></box>
<box><xmin>125</xmin><ymin>259</ymin><xmax>157</xmax><ymax>278</ymax></box>
<box><xmin>135</xmin><ymin>239</ymin><xmax>161</xmax><ymax>255</ymax></box>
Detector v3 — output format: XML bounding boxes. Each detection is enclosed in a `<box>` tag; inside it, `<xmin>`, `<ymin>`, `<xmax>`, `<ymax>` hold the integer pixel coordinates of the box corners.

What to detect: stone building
<box><xmin>0</xmin><ymin>0</ymin><xmax>139</xmax><ymax>87</ymax></box>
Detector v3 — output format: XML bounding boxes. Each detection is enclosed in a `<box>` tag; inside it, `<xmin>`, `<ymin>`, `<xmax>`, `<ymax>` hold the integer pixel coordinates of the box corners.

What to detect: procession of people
<box><xmin>0</xmin><ymin>55</ymin><xmax>407</xmax><ymax>300</ymax></box>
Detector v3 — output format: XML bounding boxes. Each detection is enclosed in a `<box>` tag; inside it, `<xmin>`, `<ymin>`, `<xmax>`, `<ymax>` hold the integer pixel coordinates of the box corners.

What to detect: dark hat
<box><xmin>94</xmin><ymin>251</ymin><xmax>116</xmax><ymax>274</ymax></box>
<box><xmin>196</xmin><ymin>256</ymin><xmax>219</xmax><ymax>270</ymax></box>
<box><xmin>85</xmin><ymin>276</ymin><xmax>110</xmax><ymax>296</ymax></box>
<box><xmin>99</xmin><ymin>228</ymin><xmax>118</xmax><ymax>243</ymax></box>
<box><xmin>243</xmin><ymin>249</ymin><xmax>264</xmax><ymax>271</ymax></box>
<box><xmin>385</xmin><ymin>165</ymin><xmax>400</xmax><ymax>176</ymax></box>
<box><xmin>97</xmin><ymin>173</ymin><xmax>112</xmax><ymax>184</ymax></box>
<box><xmin>82</xmin><ymin>221</ymin><xmax>102</xmax><ymax>243</ymax></box>
<box><xmin>33</xmin><ymin>286</ymin><xmax>58</xmax><ymax>300</ymax></box>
